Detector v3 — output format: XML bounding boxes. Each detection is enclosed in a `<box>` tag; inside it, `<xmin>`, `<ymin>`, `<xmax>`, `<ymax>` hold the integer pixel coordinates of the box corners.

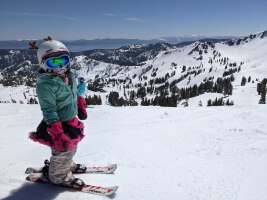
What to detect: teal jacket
<box><xmin>77</xmin><ymin>82</ymin><xmax>86</xmax><ymax>97</ymax></box>
<box><xmin>36</xmin><ymin>70</ymin><xmax>78</xmax><ymax>125</ymax></box>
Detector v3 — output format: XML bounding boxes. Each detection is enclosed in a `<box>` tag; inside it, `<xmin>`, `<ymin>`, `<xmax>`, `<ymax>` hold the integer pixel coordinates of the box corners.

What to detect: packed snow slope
<box><xmin>0</xmin><ymin>103</ymin><xmax>267</xmax><ymax>200</ymax></box>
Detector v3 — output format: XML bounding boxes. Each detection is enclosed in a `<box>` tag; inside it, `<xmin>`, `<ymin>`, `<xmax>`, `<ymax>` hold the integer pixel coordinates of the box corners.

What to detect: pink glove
<box><xmin>77</xmin><ymin>96</ymin><xmax>87</xmax><ymax>120</ymax></box>
<box><xmin>47</xmin><ymin>121</ymin><xmax>71</xmax><ymax>151</ymax></box>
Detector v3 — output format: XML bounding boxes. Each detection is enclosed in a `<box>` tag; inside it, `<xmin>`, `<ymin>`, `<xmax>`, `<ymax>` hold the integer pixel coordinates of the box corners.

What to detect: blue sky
<box><xmin>0</xmin><ymin>0</ymin><xmax>266</xmax><ymax>40</ymax></box>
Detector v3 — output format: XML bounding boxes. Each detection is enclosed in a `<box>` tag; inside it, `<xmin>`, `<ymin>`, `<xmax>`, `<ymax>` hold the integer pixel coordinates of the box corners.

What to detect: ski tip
<box><xmin>25</xmin><ymin>174</ymin><xmax>36</xmax><ymax>182</ymax></box>
<box><xmin>110</xmin><ymin>164</ymin><xmax>117</xmax><ymax>173</ymax></box>
<box><xmin>114</xmin><ymin>186</ymin><xmax>119</xmax><ymax>191</ymax></box>
<box><xmin>25</xmin><ymin>167</ymin><xmax>33</xmax><ymax>174</ymax></box>
<box><xmin>25</xmin><ymin>168</ymin><xmax>30</xmax><ymax>174</ymax></box>
<box><xmin>112</xmin><ymin>164</ymin><xmax>117</xmax><ymax>168</ymax></box>
<box><xmin>106</xmin><ymin>186</ymin><xmax>119</xmax><ymax>196</ymax></box>
<box><xmin>113</xmin><ymin>186</ymin><xmax>119</xmax><ymax>190</ymax></box>
<box><xmin>25</xmin><ymin>175</ymin><xmax>30</xmax><ymax>181</ymax></box>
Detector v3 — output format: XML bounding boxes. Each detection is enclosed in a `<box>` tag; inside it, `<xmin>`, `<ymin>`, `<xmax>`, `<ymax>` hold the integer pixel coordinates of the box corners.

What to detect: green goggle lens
<box><xmin>44</xmin><ymin>55</ymin><xmax>70</xmax><ymax>69</ymax></box>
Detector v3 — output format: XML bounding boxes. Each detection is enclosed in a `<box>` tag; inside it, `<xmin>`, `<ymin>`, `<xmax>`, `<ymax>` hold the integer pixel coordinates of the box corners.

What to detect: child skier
<box><xmin>77</xmin><ymin>76</ymin><xmax>87</xmax><ymax>120</ymax></box>
<box><xmin>77</xmin><ymin>76</ymin><xmax>86</xmax><ymax>97</ymax></box>
<box><xmin>28</xmin><ymin>37</ymin><xmax>87</xmax><ymax>188</ymax></box>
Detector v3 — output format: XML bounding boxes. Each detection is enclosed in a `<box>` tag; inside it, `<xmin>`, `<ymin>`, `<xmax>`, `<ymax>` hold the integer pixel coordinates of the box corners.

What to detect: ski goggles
<box><xmin>43</xmin><ymin>54</ymin><xmax>70</xmax><ymax>69</ymax></box>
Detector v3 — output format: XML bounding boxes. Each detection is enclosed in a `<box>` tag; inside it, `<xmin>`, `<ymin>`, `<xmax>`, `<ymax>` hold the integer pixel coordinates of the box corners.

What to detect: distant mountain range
<box><xmin>0</xmin><ymin>36</ymin><xmax>236</xmax><ymax>52</ymax></box>
<box><xmin>0</xmin><ymin>39</ymin><xmax>233</xmax><ymax>70</ymax></box>
<box><xmin>0</xmin><ymin>30</ymin><xmax>266</xmax><ymax>106</ymax></box>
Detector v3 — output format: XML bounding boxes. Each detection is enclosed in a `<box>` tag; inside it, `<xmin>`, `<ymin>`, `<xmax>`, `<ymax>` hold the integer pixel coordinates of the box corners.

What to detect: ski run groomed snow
<box><xmin>0</xmin><ymin>101</ymin><xmax>267</xmax><ymax>200</ymax></box>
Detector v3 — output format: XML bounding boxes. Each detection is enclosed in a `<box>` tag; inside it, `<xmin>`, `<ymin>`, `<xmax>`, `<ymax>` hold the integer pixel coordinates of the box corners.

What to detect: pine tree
<box><xmin>259</xmin><ymin>79</ymin><xmax>267</xmax><ymax>104</ymax></box>
<box><xmin>241</xmin><ymin>76</ymin><xmax>247</xmax><ymax>86</ymax></box>
<box><xmin>108</xmin><ymin>91</ymin><xmax>119</xmax><ymax>106</ymax></box>
<box><xmin>257</xmin><ymin>83</ymin><xmax>261</xmax><ymax>95</ymax></box>
<box><xmin>213</xmin><ymin>98</ymin><xmax>218</xmax><ymax>106</ymax></box>
<box><xmin>182</xmin><ymin>65</ymin><xmax>186</xmax><ymax>72</ymax></box>
<box><xmin>191</xmin><ymin>84</ymin><xmax>198</xmax><ymax>97</ymax></box>
<box><xmin>118</xmin><ymin>97</ymin><xmax>126</xmax><ymax>106</ymax></box>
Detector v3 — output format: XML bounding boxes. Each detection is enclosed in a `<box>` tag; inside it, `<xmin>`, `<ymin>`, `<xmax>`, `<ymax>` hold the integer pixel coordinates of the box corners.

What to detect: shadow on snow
<box><xmin>3</xmin><ymin>182</ymin><xmax>63</xmax><ymax>200</ymax></box>
<box><xmin>3</xmin><ymin>182</ymin><xmax>118</xmax><ymax>200</ymax></box>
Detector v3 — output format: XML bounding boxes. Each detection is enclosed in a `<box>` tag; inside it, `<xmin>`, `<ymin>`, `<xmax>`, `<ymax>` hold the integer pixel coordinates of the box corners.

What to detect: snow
<box><xmin>0</xmin><ymin>103</ymin><xmax>267</xmax><ymax>200</ymax></box>
<box><xmin>0</xmin><ymin>84</ymin><xmax>36</xmax><ymax>104</ymax></box>
<box><xmin>183</xmin><ymin>85</ymin><xmax>260</xmax><ymax>107</ymax></box>
<box><xmin>1</xmin><ymin>31</ymin><xmax>267</xmax><ymax>199</ymax></box>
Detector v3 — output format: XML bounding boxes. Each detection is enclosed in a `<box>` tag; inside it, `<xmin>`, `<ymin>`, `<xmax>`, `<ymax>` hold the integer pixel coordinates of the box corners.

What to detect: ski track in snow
<box><xmin>0</xmin><ymin>104</ymin><xmax>267</xmax><ymax>200</ymax></box>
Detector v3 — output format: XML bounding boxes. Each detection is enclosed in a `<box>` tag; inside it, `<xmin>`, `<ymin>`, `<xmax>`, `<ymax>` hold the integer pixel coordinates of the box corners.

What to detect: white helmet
<box><xmin>37</xmin><ymin>40</ymin><xmax>69</xmax><ymax>70</ymax></box>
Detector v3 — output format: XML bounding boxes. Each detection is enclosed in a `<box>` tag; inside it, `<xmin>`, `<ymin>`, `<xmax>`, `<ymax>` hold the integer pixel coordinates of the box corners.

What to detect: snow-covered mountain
<box><xmin>131</xmin><ymin>31</ymin><xmax>267</xmax><ymax>88</ymax></box>
<box><xmin>0</xmin><ymin>31</ymin><xmax>266</xmax><ymax>105</ymax></box>
<box><xmin>159</xmin><ymin>35</ymin><xmax>234</xmax><ymax>44</ymax></box>
<box><xmin>73</xmin><ymin>30</ymin><xmax>267</xmax><ymax>106</ymax></box>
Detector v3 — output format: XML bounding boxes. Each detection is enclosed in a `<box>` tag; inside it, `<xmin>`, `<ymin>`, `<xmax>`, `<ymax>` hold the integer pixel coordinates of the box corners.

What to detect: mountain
<box><xmin>75</xmin><ymin>43</ymin><xmax>179</xmax><ymax>66</ymax></box>
<box><xmin>0</xmin><ymin>31</ymin><xmax>266</xmax><ymax>106</ymax></box>
<box><xmin>0</xmin><ymin>36</ymin><xmax>235</xmax><ymax>52</ymax></box>
<box><xmin>0</xmin><ymin>43</ymin><xmax>177</xmax><ymax>71</ymax></box>
<box><xmin>159</xmin><ymin>35</ymin><xmax>235</xmax><ymax>44</ymax></box>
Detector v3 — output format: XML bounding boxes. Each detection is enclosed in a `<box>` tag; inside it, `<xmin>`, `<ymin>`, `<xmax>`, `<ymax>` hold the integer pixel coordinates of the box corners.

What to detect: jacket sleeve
<box><xmin>36</xmin><ymin>81</ymin><xmax>59</xmax><ymax>125</ymax></box>
<box><xmin>77</xmin><ymin>96</ymin><xmax>87</xmax><ymax>120</ymax></box>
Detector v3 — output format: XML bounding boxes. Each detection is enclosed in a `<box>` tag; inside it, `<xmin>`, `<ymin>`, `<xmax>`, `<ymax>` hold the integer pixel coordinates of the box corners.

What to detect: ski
<box><xmin>26</xmin><ymin>173</ymin><xmax>118</xmax><ymax>196</ymax></box>
<box><xmin>25</xmin><ymin>164</ymin><xmax>117</xmax><ymax>174</ymax></box>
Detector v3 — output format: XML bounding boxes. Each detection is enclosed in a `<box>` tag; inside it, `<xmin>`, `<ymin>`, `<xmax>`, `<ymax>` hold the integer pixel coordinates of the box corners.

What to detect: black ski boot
<box><xmin>62</xmin><ymin>177</ymin><xmax>85</xmax><ymax>188</ymax></box>
<box><xmin>40</xmin><ymin>159</ymin><xmax>50</xmax><ymax>182</ymax></box>
<box><xmin>70</xmin><ymin>178</ymin><xmax>85</xmax><ymax>188</ymax></box>
<box><xmin>72</xmin><ymin>164</ymin><xmax>87</xmax><ymax>173</ymax></box>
